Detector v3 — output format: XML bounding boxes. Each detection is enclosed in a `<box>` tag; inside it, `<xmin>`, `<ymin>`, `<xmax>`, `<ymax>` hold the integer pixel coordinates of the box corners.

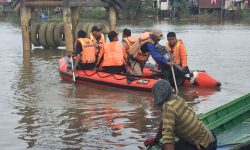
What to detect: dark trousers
<box><xmin>174</xmin><ymin>132</ymin><xmax>217</xmax><ymax>150</ymax></box>
<box><xmin>77</xmin><ymin>63</ymin><xmax>96</xmax><ymax>70</ymax></box>
<box><xmin>174</xmin><ymin>139</ymin><xmax>217</xmax><ymax>150</ymax></box>
<box><xmin>158</xmin><ymin>63</ymin><xmax>185</xmax><ymax>87</ymax></box>
<box><xmin>103</xmin><ymin>65</ymin><xmax>126</xmax><ymax>73</ymax></box>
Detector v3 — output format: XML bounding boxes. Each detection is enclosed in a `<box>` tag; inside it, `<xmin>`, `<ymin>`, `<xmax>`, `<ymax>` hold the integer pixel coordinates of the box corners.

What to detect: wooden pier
<box><xmin>20</xmin><ymin>0</ymin><xmax>122</xmax><ymax>53</ymax></box>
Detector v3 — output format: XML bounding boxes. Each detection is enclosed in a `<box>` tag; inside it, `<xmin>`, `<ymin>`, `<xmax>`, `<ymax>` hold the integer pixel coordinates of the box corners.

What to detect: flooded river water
<box><xmin>0</xmin><ymin>20</ymin><xmax>250</xmax><ymax>150</ymax></box>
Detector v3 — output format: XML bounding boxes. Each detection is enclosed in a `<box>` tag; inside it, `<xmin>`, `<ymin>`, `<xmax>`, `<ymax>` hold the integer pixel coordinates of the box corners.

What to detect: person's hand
<box><xmin>144</xmin><ymin>138</ymin><xmax>157</xmax><ymax>147</ymax></box>
<box><xmin>167</xmin><ymin>61</ymin><xmax>174</xmax><ymax>66</ymax></box>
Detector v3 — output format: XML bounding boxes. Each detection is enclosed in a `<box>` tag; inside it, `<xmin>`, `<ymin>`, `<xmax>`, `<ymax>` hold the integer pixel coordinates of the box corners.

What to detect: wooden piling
<box><xmin>20</xmin><ymin>0</ymin><xmax>31</xmax><ymax>53</ymax></box>
<box><xmin>63</xmin><ymin>0</ymin><xmax>73</xmax><ymax>51</ymax></box>
<box><xmin>72</xmin><ymin>7</ymin><xmax>79</xmax><ymax>45</ymax></box>
<box><xmin>109</xmin><ymin>7</ymin><xmax>116</xmax><ymax>31</ymax></box>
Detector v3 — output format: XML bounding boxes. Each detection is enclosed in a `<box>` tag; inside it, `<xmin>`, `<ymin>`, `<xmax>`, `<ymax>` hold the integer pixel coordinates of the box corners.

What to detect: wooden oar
<box><xmin>171</xmin><ymin>65</ymin><xmax>178</xmax><ymax>94</ymax></box>
<box><xmin>71</xmin><ymin>56</ymin><xmax>76</xmax><ymax>82</ymax></box>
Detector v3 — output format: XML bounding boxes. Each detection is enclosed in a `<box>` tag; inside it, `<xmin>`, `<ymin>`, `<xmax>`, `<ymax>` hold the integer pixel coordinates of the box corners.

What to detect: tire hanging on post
<box><xmin>39</xmin><ymin>22</ymin><xmax>50</xmax><ymax>48</ymax></box>
<box><xmin>31</xmin><ymin>23</ymin><xmax>41</xmax><ymax>47</ymax></box>
<box><xmin>54</xmin><ymin>22</ymin><xmax>65</xmax><ymax>47</ymax></box>
<box><xmin>46</xmin><ymin>22</ymin><xmax>58</xmax><ymax>49</ymax></box>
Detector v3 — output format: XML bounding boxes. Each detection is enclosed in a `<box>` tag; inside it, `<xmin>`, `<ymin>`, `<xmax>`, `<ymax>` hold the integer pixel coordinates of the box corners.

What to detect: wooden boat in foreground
<box><xmin>148</xmin><ymin>93</ymin><xmax>250</xmax><ymax>150</ymax></box>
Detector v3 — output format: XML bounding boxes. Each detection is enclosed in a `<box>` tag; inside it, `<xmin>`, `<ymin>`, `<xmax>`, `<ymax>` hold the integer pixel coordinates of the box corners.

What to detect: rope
<box><xmin>81</xmin><ymin>70</ymin><xmax>130</xmax><ymax>81</ymax></box>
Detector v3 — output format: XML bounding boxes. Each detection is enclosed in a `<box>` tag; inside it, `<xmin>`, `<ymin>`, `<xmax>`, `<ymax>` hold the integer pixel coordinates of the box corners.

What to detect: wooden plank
<box><xmin>23</xmin><ymin>0</ymin><xmax>106</xmax><ymax>7</ymax></box>
<box><xmin>24</xmin><ymin>1</ymin><xmax>64</xmax><ymax>7</ymax></box>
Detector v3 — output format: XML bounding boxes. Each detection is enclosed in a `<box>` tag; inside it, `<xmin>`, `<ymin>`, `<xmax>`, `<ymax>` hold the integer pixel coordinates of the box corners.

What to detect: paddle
<box><xmin>171</xmin><ymin>65</ymin><xmax>179</xmax><ymax>93</ymax></box>
<box><xmin>70</xmin><ymin>56</ymin><xmax>76</xmax><ymax>82</ymax></box>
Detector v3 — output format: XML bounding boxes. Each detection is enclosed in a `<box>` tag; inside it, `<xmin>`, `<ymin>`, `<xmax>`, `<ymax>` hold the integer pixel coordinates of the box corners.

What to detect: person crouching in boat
<box><xmin>144</xmin><ymin>80</ymin><xmax>217</xmax><ymax>150</ymax></box>
<box><xmin>89</xmin><ymin>26</ymin><xmax>106</xmax><ymax>62</ymax></box>
<box><xmin>126</xmin><ymin>29</ymin><xmax>173</xmax><ymax>76</ymax></box>
<box><xmin>72</xmin><ymin>31</ymin><xmax>96</xmax><ymax>73</ymax></box>
<box><xmin>96</xmin><ymin>31</ymin><xmax>127</xmax><ymax>73</ymax></box>
<box><xmin>165</xmin><ymin>32</ymin><xmax>190</xmax><ymax>75</ymax></box>
<box><xmin>122</xmin><ymin>28</ymin><xmax>139</xmax><ymax>75</ymax></box>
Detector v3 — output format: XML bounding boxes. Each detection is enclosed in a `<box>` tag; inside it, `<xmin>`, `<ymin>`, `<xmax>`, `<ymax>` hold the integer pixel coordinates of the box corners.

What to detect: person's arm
<box><xmin>72</xmin><ymin>43</ymin><xmax>82</xmax><ymax>72</ymax></box>
<box><xmin>161</xmin><ymin>105</ymin><xmax>176</xmax><ymax>150</ymax></box>
<box><xmin>122</xmin><ymin>46</ymin><xmax>128</xmax><ymax>60</ymax></box>
<box><xmin>162</xmin><ymin>143</ymin><xmax>174</xmax><ymax>150</ymax></box>
<box><xmin>154</xmin><ymin>121</ymin><xmax>163</xmax><ymax>142</ymax></box>
<box><xmin>96</xmin><ymin>44</ymin><xmax>105</xmax><ymax>68</ymax></box>
<box><xmin>73</xmin><ymin>54</ymin><xmax>81</xmax><ymax>72</ymax></box>
<box><xmin>144</xmin><ymin>121</ymin><xmax>163</xmax><ymax>147</ymax></box>
<box><xmin>179</xmin><ymin>42</ymin><xmax>187</xmax><ymax>69</ymax></box>
<box><xmin>147</xmin><ymin>43</ymin><xmax>170</xmax><ymax>65</ymax></box>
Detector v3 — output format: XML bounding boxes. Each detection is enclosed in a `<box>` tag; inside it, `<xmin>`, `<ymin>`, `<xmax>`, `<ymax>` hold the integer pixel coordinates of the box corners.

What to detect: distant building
<box><xmin>198</xmin><ymin>0</ymin><xmax>223</xmax><ymax>9</ymax></box>
<box><xmin>224</xmin><ymin>0</ymin><xmax>249</xmax><ymax>10</ymax></box>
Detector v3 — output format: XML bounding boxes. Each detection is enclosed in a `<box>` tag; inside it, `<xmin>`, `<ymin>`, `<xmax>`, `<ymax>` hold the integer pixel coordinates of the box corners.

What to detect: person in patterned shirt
<box><xmin>144</xmin><ymin>80</ymin><xmax>217</xmax><ymax>150</ymax></box>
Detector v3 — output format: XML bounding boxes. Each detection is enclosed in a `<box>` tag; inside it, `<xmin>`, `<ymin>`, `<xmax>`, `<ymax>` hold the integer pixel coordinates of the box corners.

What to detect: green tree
<box><xmin>121</xmin><ymin>0</ymin><xmax>154</xmax><ymax>20</ymax></box>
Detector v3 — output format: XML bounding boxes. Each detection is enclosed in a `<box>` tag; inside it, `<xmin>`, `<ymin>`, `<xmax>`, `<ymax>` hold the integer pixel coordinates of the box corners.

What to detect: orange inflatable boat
<box><xmin>59</xmin><ymin>57</ymin><xmax>159</xmax><ymax>92</ymax></box>
<box><xmin>59</xmin><ymin>57</ymin><xmax>221</xmax><ymax>91</ymax></box>
<box><xmin>143</xmin><ymin>65</ymin><xmax>221</xmax><ymax>88</ymax></box>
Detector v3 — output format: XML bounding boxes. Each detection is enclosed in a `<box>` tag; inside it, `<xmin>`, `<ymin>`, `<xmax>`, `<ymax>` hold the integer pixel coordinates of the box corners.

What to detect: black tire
<box><xmin>74</xmin><ymin>23</ymin><xmax>84</xmax><ymax>39</ymax></box>
<box><xmin>54</xmin><ymin>23</ymin><xmax>65</xmax><ymax>47</ymax></box>
<box><xmin>82</xmin><ymin>23</ymin><xmax>91</xmax><ymax>34</ymax></box>
<box><xmin>96</xmin><ymin>23</ymin><xmax>106</xmax><ymax>32</ymax></box>
<box><xmin>96</xmin><ymin>23</ymin><xmax>108</xmax><ymax>39</ymax></box>
<box><xmin>46</xmin><ymin>22</ymin><xmax>58</xmax><ymax>48</ymax></box>
<box><xmin>39</xmin><ymin>22</ymin><xmax>49</xmax><ymax>48</ymax></box>
<box><xmin>31</xmin><ymin>23</ymin><xmax>41</xmax><ymax>47</ymax></box>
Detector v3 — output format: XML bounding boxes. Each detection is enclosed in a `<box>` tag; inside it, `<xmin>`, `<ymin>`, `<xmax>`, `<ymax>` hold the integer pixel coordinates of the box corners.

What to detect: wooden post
<box><xmin>71</xmin><ymin>7</ymin><xmax>79</xmax><ymax>44</ymax></box>
<box><xmin>109</xmin><ymin>7</ymin><xmax>116</xmax><ymax>31</ymax></box>
<box><xmin>63</xmin><ymin>0</ymin><xmax>73</xmax><ymax>51</ymax></box>
<box><xmin>20</xmin><ymin>0</ymin><xmax>31</xmax><ymax>54</ymax></box>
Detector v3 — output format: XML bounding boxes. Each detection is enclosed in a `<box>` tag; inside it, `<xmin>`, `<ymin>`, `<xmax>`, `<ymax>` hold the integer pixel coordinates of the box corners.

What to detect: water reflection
<box><xmin>1</xmin><ymin>21</ymin><xmax>250</xmax><ymax>149</ymax></box>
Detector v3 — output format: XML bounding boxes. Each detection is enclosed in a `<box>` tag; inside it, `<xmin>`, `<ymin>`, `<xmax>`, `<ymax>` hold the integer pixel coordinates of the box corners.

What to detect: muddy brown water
<box><xmin>0</xmin><ymin>20</ymin><xmax>250</xmax><ymax>150</ymax></box>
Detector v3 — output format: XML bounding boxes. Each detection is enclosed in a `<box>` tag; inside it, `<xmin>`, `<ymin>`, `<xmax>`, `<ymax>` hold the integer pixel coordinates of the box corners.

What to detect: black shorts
<box><xmin>77</xmin><ymin>63</ymin><xmax>96</xmax><ymax>70</ymax></box>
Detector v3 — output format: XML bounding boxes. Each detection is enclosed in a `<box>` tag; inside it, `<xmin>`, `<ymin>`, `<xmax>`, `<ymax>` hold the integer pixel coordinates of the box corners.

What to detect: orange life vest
<box><xmin>89</xmin><ymin>32</ymin><xmax>106</xmax><ymax>53</ymax></box>
<box><xmin>136</xmin><ymin>32</ymin><xmax>154</xmax><ymax>62</ymax></box>
<box><xmin>123</xmin><ymin>35</ymin><xmax>138</xmax><ymax>51</ymax></box>
<box><xmin>76</xmin><ymin>38</ymin><xmax>96</xmax><ymax>64</ymax></box>
<box><xmin>165</xmin><ymin>39</ymin><xmax>187</xmax><ymax>67</ymax></box>
<box><xmin>102</xmin><ymin>41</ymin><xmax>126</xmax><ymax>67</ymax></box>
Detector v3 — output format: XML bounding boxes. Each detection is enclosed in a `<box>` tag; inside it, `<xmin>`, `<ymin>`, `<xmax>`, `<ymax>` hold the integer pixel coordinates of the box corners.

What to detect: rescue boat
<box><xmin>59</xmin><ymin>56</ymin><xmax>221</xmax><ymax>91</ymax></box>
<box><xmin>59</xmin><ymin>56</ymin><xmax>159</xmax><ymax>92</ymax></box>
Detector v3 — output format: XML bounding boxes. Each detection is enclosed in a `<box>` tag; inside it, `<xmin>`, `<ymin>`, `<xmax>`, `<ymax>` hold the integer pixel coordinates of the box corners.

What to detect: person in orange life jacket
<box><xmin>122</xmin><ymin>28</ymin><xmax>139</xmax><ymax>74</ymax></box>
<box><xmin>165</xmin><ymin>32</ymin><xmax>190</xmax><ymax>75</ymax></box>
<box><xmin>72</xmin><ymin>30</ymin><xmax>96</xmax><ymax>72</ymax></box>
<box><xmin>89</xmin><ymin>26</ymin><xmax>105</xmax><ymax>62</ymax></box>
<box><xmin>122</xmin><ymin>28</ymin><xmax>137</xmax><ymax>51</ymax></box>
<box><xmin>96</xmin><ymin>31</ymin><xmax>127</xmax><ymax>73</ymax></box>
